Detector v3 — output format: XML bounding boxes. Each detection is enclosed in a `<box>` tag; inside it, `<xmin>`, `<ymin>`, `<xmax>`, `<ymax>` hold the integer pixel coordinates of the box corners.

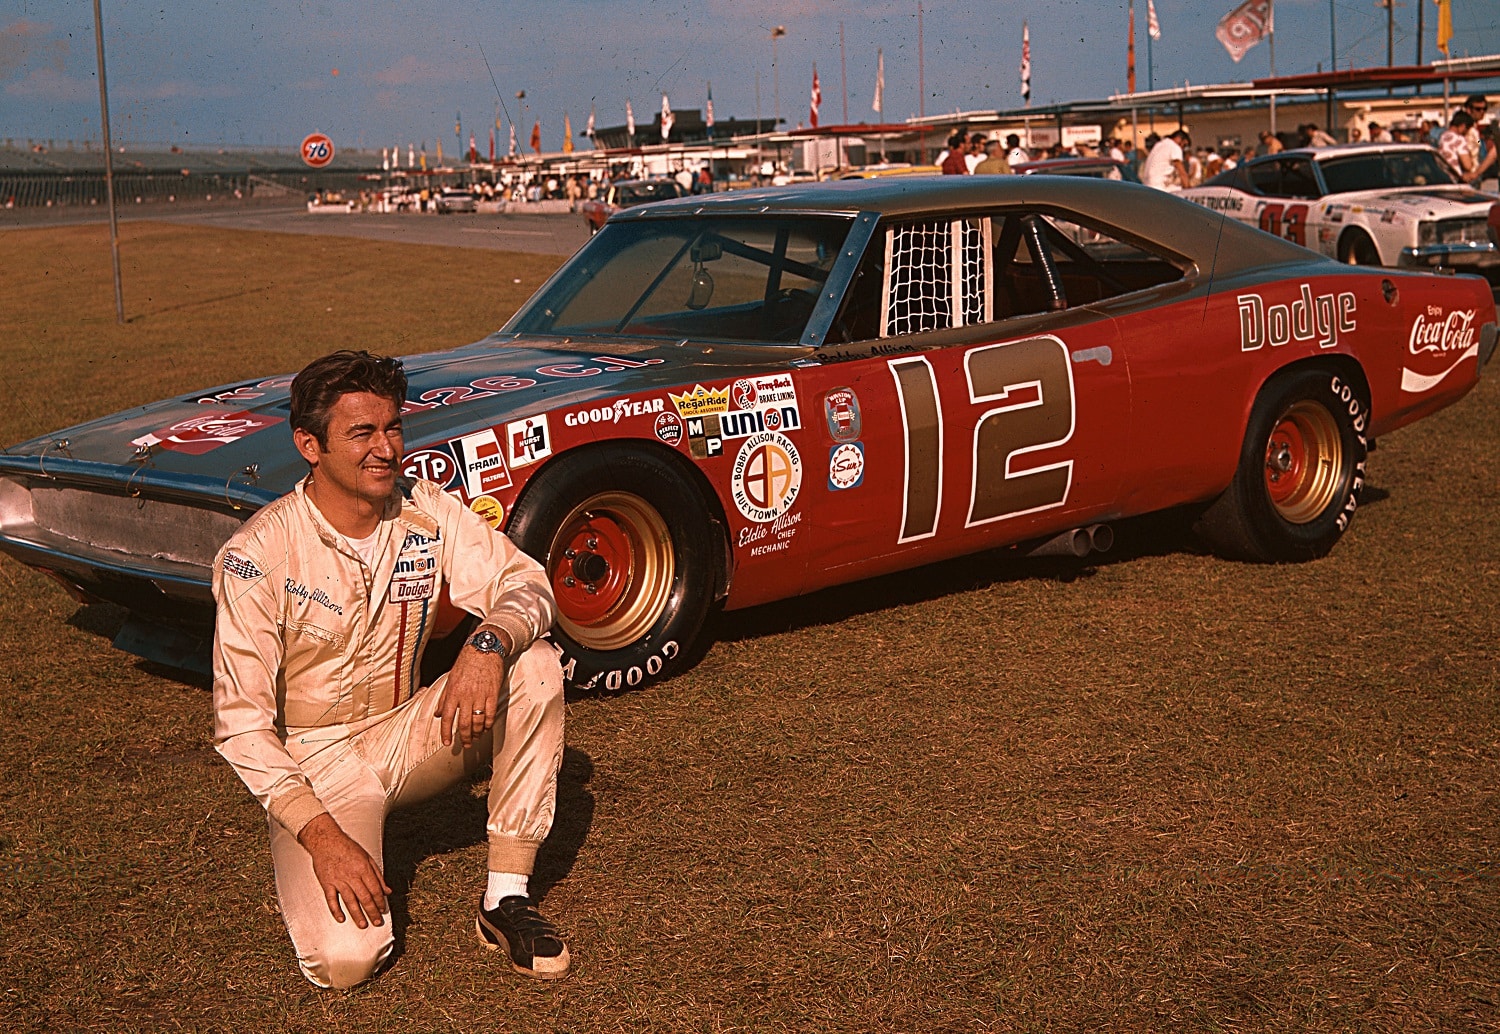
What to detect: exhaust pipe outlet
<box><xmin>1026</xmin><ymin>527</ymin><xmax>1093</xmax><ymax>558</ymax></box>
<box><xmin>1086</xmin><ymin>523</ymin><xmax>1114</xmax><ymax>554</ymax></box>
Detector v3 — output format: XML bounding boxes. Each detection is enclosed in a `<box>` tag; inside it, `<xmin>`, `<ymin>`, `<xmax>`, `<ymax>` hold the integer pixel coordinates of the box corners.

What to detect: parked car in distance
<box><xmin>1183</xmin><ymin>143</ymin><xmax>1499</xmax><ymax>282</ymax></box>
<box><xmin>434</xmin><ymin>190</ymin><xmax>478</xmax><ymax>214</ymax></box>
<box><xmin>581</xmin><ymin>178</ymin><xmax>686</xmax><ymax>233</ymax></box>
<box><xmin>1013</xmin><ymin>157</ymin><xmax>1141</xmax><ymax>183</ymax></box>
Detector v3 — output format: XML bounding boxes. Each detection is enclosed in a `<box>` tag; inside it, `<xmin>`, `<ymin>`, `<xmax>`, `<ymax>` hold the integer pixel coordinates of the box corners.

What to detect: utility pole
<box><xmin>92</xmin><ymin>0</ymin><xmax>124</xmax><ymax>324</ymax></box>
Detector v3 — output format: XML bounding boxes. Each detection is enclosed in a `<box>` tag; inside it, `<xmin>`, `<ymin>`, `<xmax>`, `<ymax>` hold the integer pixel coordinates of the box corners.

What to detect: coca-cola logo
<box><xmin>1409</xmin><ymin>307</ymin><xmax>1477</xmax><ymax>356</ymax></box>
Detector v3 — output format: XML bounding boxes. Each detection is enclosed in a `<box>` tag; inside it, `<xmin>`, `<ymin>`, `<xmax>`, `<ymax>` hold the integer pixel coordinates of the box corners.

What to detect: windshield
<box><xmin>507</xmin><ymin>215</ymin><xmax>853</xmax><ymax>344</ymax></box>
<box><xmin>1318</xmin><ymin>150</ymin><xmax>1461</xmax><ymax>193</ymax></box>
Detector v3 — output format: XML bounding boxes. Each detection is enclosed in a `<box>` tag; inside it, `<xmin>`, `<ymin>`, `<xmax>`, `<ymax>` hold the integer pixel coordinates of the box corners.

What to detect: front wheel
<box><xmin>507</xmin><ymin>447</ymin><xmax>721</xmax><ymax>691</ymax></box>
<box><xmin>1339</xmin><ymin>230</ymin><xmax>1382</xmax><ymax>267</ymax></box>
<box><xmin>1195</xmin><ymin>367</ymin><xmax>1369</xmax><ymax>562</ymax></box>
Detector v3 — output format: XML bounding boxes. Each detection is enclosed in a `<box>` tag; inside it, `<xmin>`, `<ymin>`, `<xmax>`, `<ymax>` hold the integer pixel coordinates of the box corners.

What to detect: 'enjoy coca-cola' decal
<box><xmin>1401</xmin><ymin>306</ymin><xmax>1480</xmax><ymax>395</ymax></box>
<box><xmin>131</xmin><ymin>410</ymin><xmax>284</xmax><ymax>455</ymax></box>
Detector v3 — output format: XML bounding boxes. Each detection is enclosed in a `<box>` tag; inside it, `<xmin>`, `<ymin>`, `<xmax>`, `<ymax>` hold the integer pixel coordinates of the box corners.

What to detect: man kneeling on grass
<box><xmin>211</xmin><ymin>350</ymin><xmax>569</xmax><ymax>988</ymax></box>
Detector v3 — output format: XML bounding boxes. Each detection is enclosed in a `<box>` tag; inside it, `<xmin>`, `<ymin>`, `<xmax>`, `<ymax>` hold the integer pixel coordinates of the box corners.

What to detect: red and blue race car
<box><xmin>1</xmin><ymin>177</ymin><xmax>1494</xmax><ymax>689</ymax></box>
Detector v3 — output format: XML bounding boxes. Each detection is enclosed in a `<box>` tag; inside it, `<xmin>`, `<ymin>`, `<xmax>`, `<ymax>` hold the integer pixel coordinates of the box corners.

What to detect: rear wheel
<box><xmin>1339</xmin><ymin>230</ymin><xmax>1381</xmax><ymax>267</ymax></box>
<box><xmin>1195</xmin><ymin>367</ymin><xmax>1369</xmax><ymax>562</ymax></box>
<box><xmin>507</xmin><ymin>447</ymin><xmax>720</xmax><ymax>691</ymax></box>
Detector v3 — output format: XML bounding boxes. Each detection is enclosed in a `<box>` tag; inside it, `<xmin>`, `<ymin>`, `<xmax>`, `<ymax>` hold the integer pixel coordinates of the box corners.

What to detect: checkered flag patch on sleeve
<box><xmin>222</xmin><ymin>550</ymin><xmax>264</xmax><ymax>579</ymax></box>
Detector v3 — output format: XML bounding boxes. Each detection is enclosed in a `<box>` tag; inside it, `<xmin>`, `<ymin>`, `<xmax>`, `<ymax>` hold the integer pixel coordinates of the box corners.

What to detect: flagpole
<box><xmin>1147</xmin><ymin>16</ymin><xmax>1154</xmax><ymax>91</ymax></box>
<box><xmin>840</xmin><ymin>21</ymin><xmax>849</xmax><ymax>124</ymax></box>
<box><xmin>1128</xmin><ymin>0</ymin><xmax>1136</xmax><ymax>95</ymax></box>
<box><xmin>1268</xmin><ymin>0</ymin><xmax>1277</xmax><ymax>135</ymax></box>
<box><xmin>92</xmin><ymin>0</ymin><xmax>124</xmax><ymax>324</ymax></box>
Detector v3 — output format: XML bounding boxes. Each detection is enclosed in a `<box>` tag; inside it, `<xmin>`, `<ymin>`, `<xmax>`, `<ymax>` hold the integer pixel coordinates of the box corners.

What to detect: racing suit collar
<box><xmin>294</xmin><ymin>475</ymin><xmax>439</xmax><ymax>555</ymax></box>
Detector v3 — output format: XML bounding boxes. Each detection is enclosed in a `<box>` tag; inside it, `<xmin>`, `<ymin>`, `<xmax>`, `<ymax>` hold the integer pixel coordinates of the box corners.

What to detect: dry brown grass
<box><xmin>1</xmin><ymin>222</ymin><xmax>1497</xmax><ymax>1032</ymax></box>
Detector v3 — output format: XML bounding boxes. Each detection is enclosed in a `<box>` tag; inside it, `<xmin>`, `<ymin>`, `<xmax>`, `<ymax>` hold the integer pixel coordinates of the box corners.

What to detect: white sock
<box><xmin>483</xmin><ymin>871</ymin><xmax>529</xmax><ymax>910</ymax></box>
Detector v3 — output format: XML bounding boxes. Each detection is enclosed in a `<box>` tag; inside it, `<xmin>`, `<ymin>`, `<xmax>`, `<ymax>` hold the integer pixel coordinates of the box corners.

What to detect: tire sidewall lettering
<box><xmin>554</xmin><ymin>638</ymin><xmax>681</xmax><ymax>692</ymax></box>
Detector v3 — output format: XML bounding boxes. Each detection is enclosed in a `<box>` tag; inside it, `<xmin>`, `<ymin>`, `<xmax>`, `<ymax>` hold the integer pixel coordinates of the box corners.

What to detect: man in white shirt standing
<box><xmin>1140</xmin><ymin>129</ymin><xmax>1191</xmax><ymax>192</ymax></box>
<box><xmin>1004</xmin><ymin>133</ymin><xmax>1030</xmax><ymax>167</ymax></box>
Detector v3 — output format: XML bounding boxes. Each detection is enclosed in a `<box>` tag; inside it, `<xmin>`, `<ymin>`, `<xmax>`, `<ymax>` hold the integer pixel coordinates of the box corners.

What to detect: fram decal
<box><xmin>1400</xmin><ymin>306</ymin><xmax>1480</xmax><ymax>394</ymax></box>
<box><xmin>506</xmin><ymin>415</ymin><xmax>552</xmax><ymax>467</ymax></box>
<box><xmin>731</xmin><ymin>431</ymin><xmax>802</xmax><ymax>523</ymax></box>
<box><xmin>131</xmin><ymin>411</ymin><xmax>283</xmax><ymax>455</ymax></box>
<box><xmin>401</xmin><ymin>448</ymin><xmax>457</xmax><ymax>489</ymax></box>
<box><xmin>563</xmin><ymin>396</ymin><xmax>665</xmax><ymax>427</ymax></box>
<box><xmin>1237</xmin><ymin>284</ymin><xmax>1355</xmax><ymax>352</ymax></box>
<box><xmin>454</xmin><ymin>429</ymin><xmax>513</xmax><ymax>497</ymax></box>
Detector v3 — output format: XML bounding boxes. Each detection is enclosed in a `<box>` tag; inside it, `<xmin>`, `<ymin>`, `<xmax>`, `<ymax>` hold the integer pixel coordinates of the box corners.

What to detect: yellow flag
<box><xmin>436</xmin><ymin>138</ymin><xmax>443</xmax><ymax>163</ymax></box>
<box><xmin>1436</xmin><ymin>0</ymin><xmax>1452</xmax><ymax>56</ymax></box>
<box><xmin>563</xmin><ymin>114</ymin><xmax>574</xmax><ymax>153</ymax></box>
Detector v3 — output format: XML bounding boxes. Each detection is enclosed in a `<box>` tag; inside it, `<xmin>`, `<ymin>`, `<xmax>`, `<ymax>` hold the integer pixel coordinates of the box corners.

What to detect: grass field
<box><xmin>1</xmin><ymin>221</ymin><xmax>1497</xmax><ymax>1032</ymax></box>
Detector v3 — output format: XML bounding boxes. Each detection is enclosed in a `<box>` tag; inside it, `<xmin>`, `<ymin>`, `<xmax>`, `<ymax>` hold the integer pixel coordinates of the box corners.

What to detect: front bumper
<box><xmin>1398</xmin><ymin>241</ymin><xmax>1500</xmax><ymax>273</ymax></box>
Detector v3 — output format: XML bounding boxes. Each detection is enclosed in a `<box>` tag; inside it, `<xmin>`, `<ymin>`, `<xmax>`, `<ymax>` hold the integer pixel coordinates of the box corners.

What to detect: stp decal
<box><xmin>401</xmin><ymin>447</ymin><xmax>457</xmax><ymax>489</ymax></box>
<box><xmin>454</xmin><ymin>429</ymin><xmax>513</xmax><ymax>498</ymax></box>
<box><xmin>1401</xmin><ymin>306</ymin><xmax>1480</xmax><ymax>394</ymax></box>
<box><xmin>131</xmin><ymin>410</ymin><xmax>283</xmax><ymax>455</ymax></box>
<box><xmin>506</xmin><ymin>415</ymin><xmax>552</xmax><ymax>467</ymax></box>
<box><xmin>1237</xmin><ymin>284</ymin><xmax>1355</xmax><ymax>352</ymax></box>
<box><xmin>731</xmin><ymin>431</ymin><xmax>802</xmax><ymax>523</ymax></box>
<box><xmin>824</xmin><ymin>388</ymin><xmax>861</xmax><ymax>442</ymax></box>
<box><xmin>829</xmin><ymin>442</ymin><xmax>865</xmax><ymax>490</ymax></box>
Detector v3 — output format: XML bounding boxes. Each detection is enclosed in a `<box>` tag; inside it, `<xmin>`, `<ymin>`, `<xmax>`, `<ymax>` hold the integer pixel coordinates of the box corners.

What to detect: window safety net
<box><xmin>881</xmin><ymin>218</ymin><xmax>992</xmax><ymax>337</ymax></box>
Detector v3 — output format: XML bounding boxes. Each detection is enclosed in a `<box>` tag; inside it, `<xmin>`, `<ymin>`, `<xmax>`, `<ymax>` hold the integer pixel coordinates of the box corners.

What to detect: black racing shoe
<box><xmin>475</xmin><ymin>895</ymin><xmax>572</xmax><ymax>980</ymax></box>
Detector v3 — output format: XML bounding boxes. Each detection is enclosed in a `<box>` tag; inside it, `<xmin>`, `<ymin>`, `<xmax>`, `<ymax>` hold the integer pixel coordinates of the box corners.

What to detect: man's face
<box><xmin>295</xmin><ymin>391</ymin><xmax>403</xmax><ymax>508</ymax></box>
<box><xmin>1466</xmin><ymin>100</ymin><xmax>1488</xmax><ymax>122</ymax></box>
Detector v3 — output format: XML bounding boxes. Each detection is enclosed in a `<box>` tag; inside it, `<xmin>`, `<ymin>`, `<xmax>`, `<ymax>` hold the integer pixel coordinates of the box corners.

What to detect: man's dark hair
<box><xmin>290</xmin><ymin>350</ymin><xmax>408</xmax><ymax>449</ymax></box>
<box><xmin>1450</xmin><ymin>110</ymin><xmax>1474</xmax><ymax>130</ymax></box>
<box><xmin>1464</xmin><ymin>94</ymin><xmax>1488</xmax><ymax>109</ymax></box>
<box><xmin>1006</xmin><ymin>133</ymin><xmax>1020</xmax><ymax>147</ymax></box>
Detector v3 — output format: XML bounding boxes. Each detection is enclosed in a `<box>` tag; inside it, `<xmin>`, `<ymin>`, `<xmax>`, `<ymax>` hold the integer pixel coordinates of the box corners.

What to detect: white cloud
<box><xmin>3</xmin><ymin>66</ymin><xmax>92</xmax><ymax>102</ymax></box>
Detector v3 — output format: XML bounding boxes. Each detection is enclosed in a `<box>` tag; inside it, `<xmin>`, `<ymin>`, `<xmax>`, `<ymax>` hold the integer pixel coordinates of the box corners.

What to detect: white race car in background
<box><xmin>1183</xmin><ymin>144</ymin><xmax>1499</xmax><ymax>284</ymax></box>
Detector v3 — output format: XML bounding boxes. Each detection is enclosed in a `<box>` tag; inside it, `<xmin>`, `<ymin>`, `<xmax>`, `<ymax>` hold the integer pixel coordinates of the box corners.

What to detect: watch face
<box><xmin>469</xmin><ymin>630</ymin><xmax>502</xmax><ymax>653</ymax></box>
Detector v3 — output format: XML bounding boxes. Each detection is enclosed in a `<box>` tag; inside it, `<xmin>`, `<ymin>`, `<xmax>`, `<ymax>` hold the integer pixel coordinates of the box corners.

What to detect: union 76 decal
<box><xmin>888</xmin><ymin>336</ymin><xmax>1076</xmax><ymax>544</ymax></box>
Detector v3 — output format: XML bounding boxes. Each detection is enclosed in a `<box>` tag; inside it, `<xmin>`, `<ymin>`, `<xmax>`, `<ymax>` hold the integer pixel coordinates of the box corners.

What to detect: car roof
<box><xmin>612</xmin><ymin>175</ymin><xmax>1314</xmax><ymax>274</ymax></box>
<box><xmin>1252</xmin><ymin>142</ymin><xmax>1437</xmax><ymax>162</ymax></box>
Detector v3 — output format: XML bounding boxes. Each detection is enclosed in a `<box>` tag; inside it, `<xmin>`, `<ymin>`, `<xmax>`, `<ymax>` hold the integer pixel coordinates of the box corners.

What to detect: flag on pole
<box><xmin>705</xmin><ymin>83</ymin><xmax>715</xmax><ymax>140</ymax></box>
<box><xmin>1128</xmin><ymin>0</ymin><xmax>1137</xmax><ymax>94</ymax></box>
<box><xmin>873</xmin><ymin>48</ymin><xmax>885</xmax><ymax>115</ymax></box>
<box><xmin>1020</xmin><ymin>23</ymin><xmax>1032</xmax><ymax>104</ymax></box>
<box><xmin>626</xmin><ymin>100</ymin><xmax>635</xmax><ymax>142</ymax></box>
<box><xmin>1148</xmin><ymin>0</ymin><xmax>1162</xmax><ymax>40</ymax></box>
<box><xmin>468</xmin><ymin>133</ymin><xmax>478</xmax><ymax>163</ymax></box>
<box><xmin>563</xmin><ymin>114</ymin><xmax>574</xmax><ymax>153</ymax></box>
<box><xmin>809</xmin><ymin>65</ymin><xmax>822</xmax><ymax>128</ymax></box>
<box><xmin>408</xmin><ymin>144</ymin><xmax>415</xmax><ymax>168</ymax></box>
<box><xmin>530</xmin><ymin>121</ymin><xmax>542</xmax><ymax>154</ymax></box>
<box><xmin>1435</xmin><ymin>0</ymin><xmax>1453</xmax><ymax>56</ymax></box>
<box><xmin>1215</xmin><ymin>0</ymin><xmax>1272</xmax><ymax>63</ymax></box>
<box><xmin>455</xmin><ymin>111</ymin><xmax>461</xmax><ymax>138</ymax></box>
<box><xmin>436</xmin><ymin>138</ymin><xmax>443</xmax><ymax>163</ymax></box>
<box><xmin>508</xmin><ymin>123</ymin><xmax>517</xmax><ymax>156</ymax></box>
<box><xmin>489</xmin><ymin>128</ymin><xmax>495</xmax><ymax>162</ymax></box>
<box><xmin>660</xmin><ymin>94</ymin><xmax>674</xmax><ymax>142</ymax></box>
<box><xmin>587</xmin><ymin>104</ymin><xmax>596</xmax><ymax>138</ymax></box>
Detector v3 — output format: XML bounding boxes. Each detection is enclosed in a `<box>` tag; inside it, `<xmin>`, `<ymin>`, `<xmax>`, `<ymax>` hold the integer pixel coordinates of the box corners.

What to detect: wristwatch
<box><xmin>466</xmin><ymin>628</ymin><xmax>509</xmax><ymax>658</ymax></box>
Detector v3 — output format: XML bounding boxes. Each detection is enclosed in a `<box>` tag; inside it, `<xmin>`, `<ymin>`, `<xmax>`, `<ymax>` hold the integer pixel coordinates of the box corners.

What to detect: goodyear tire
<box><xmin>1195</xmin><ymin>367</ymin><xmax>1369</xmax><ymax>562</ymax></box>
<box><xmin>507</xmin><ymin>446</ymin><xmax>720</xmax><ymax>691</ymax></box>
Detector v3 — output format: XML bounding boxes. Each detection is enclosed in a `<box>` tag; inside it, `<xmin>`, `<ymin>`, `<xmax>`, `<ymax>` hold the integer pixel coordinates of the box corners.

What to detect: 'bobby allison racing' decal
<box><xmin>1401</xmin><ymin>307</ymin><xmax>1480</xmax><ymax>394</ymax></box>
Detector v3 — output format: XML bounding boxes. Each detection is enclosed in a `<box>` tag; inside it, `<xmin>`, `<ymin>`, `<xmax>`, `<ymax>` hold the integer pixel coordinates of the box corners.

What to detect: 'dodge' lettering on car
<box><xmin>1237</xmin><ymin>284</ymin><xmax>1356</xmax><ymax>352</ymax></box>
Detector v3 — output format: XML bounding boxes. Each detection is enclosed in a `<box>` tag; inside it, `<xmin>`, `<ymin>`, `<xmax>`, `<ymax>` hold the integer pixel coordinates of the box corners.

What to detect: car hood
<box><xmin>1334</xmin><ymin>186</ymin><xmax>1495</xmax><ymax>217</ymax></box>
<box><xmin>0</xmin><ymin>333</ymin><xmax>800</xmax><ymax>506</ymax></box>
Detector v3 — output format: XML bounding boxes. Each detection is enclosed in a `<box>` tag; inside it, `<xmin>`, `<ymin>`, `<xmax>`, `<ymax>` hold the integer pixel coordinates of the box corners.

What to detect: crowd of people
<box><xmin>929</xmin><ymin>94</ymin><xmax>1497</xmax><ymax>194</ymax></box>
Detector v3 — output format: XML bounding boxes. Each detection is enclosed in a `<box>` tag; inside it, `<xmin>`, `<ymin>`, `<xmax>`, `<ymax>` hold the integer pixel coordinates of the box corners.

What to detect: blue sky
<box><xmin>2</xmin><ymin>0</ymin><xmax>1498</xmax><ymax>152</ymax></box>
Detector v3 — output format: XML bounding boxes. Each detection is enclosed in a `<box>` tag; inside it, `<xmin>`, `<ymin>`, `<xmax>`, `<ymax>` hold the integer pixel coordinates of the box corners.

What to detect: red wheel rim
<box><xmin>1262</xmin><ymin>401</ymin><xmax>1343</xmax><ymax>524</ymax></box>
<box><xmin>545</xmin><ymin>492</ymin><xmax>674</xmax><ymax>651</ymax></box>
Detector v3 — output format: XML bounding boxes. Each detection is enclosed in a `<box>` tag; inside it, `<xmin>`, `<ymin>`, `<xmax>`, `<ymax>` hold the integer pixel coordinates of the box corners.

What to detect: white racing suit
<box><xmin>211</xmin><ymin>476</ymin><xmax>563</xmax><ymax>988</ymax></box>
